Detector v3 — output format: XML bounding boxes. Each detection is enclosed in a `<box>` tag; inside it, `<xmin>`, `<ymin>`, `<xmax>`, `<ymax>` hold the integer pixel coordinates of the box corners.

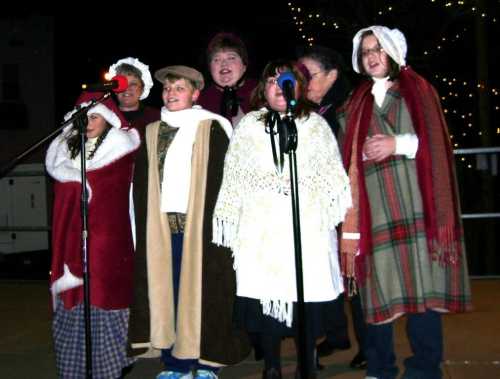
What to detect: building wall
<box><xmin>0</xmin><ymin>15</ymin><xmax>55</xmax><ymax>166</ymax></box>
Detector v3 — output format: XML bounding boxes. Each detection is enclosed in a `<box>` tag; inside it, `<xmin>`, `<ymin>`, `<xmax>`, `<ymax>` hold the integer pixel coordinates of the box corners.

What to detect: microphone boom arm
<box><xmin>0</xmin><ymin>92</ymin><xmax>111</xmax><ymax>178</ymax></box>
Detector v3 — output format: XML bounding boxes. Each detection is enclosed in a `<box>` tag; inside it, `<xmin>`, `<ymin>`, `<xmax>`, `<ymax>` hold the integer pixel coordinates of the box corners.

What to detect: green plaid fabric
<box><xmin>339</xmin><ymin>84</ymin><xmax>472</xmax><ymax>323</ymax></box>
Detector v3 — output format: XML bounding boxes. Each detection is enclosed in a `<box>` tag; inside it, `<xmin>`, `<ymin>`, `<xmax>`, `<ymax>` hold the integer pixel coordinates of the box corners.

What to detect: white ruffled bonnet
<box><xmin>108</xmin><ymin>57</ymin><xmax>154</xmax><ymax>100</ymax></box>
<box><xmin>352</xmin><ymin>25</ymin><xmax>407</xmax><ymax>73</ymax></box>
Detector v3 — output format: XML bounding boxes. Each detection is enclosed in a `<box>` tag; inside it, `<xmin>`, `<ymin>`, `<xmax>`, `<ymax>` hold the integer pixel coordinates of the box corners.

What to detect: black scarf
<box><xmin>218</xmin><ymin>75</ymin><xmax>246</xmax><ymax>118</ymax></box>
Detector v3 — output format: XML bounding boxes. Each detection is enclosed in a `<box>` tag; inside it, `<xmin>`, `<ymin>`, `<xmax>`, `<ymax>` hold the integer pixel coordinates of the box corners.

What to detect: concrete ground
<box><xmin>1</xmin><ymin>279</ymin><xmax>499</xmax><ymax>378</ymax></box>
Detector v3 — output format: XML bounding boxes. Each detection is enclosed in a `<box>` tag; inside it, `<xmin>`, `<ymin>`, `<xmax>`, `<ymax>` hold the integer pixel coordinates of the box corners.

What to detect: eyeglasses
<box><xmin>309</xmin><ymin>71</ymin><xmax>324</xmax><ymax>79</ymax></box>
<box><xmin>361</xmin><ymin>45</ymin><xmax>384</xmax><ymax>58</ymax></box>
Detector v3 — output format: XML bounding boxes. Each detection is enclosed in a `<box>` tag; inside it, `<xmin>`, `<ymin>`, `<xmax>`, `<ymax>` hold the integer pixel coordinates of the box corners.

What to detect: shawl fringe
<box><xmin>212</xmin><ymin>217</ymin><xmax>237</xmax><ymax>251</ymax></box>
<box><xmin>432</xmin><ymin>225</ymin><xmax>462</xmax><ymax>266</ymax></box>
<box><xmin>261</xmin><ymin>299</ymin><xmax>293</xmax><ymax>328</ymax></box>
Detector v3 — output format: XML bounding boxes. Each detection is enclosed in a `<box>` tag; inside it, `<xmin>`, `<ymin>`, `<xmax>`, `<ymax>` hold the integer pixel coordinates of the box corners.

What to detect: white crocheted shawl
<box><xmin>213</xmin><ymin>109</ymin><xmax>352</xmax><ymax>326</ymax></box>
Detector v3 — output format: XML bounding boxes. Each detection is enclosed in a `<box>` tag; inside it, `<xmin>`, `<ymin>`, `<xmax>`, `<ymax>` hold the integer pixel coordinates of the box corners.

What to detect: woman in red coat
<box><xmin>45</xmin><ymin>92</ymin><xmax>140</xmax><ymax>378</ymax></box>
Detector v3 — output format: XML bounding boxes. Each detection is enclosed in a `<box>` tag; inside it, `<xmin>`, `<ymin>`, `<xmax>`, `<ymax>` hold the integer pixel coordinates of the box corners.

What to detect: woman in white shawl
<box><xmin>213</xmin><ymin>59</ymin><xmax>351</xmax><ymax>379</ymax></box>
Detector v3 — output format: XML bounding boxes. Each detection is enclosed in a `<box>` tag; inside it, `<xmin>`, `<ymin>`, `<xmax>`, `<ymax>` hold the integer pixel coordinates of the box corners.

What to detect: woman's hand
<box><xmin>363</xmin><ymin>134</ymin><xmax>396</xmax><ymax>162</ymax></box>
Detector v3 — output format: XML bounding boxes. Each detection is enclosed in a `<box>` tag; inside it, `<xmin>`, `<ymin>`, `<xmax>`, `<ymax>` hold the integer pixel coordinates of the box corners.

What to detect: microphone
<box><xmin>81</xmin><ymin>74</ymin><xmax>128</xmax><ymax>93</ymax></box>
<box><xmin>277</xmin><ymin>71</ymin><xmax>297</xmax><ymax>108</ymax></box>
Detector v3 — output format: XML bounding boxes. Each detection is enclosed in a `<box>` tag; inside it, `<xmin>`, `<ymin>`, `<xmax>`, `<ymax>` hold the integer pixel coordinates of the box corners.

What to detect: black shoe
<box><xmin>349</xmin><ymin>351</ymin><xmax>367</xmax><ymax>369</ymax></box>
<box><xmin>262</xmin><ymin>367</ymin><xmax>282</xmax><ymax>379</ymax></box>
<box><xmin>119</xmin><ymin>363</ymin><xmax>134</xmax><ymax>378</ymax></box>
<box><xmin>315</xmin><ymin>353</ymin><xmax>324</xmax><ymax>371</ymax></box>
<box><xmin>250</xmin><ymin>332</ymin><xmax>264</xmax><ymax>361</ymax></box>
<box><xmin>254</xmin><ymin>345</ymin><xmax>264</xmax><ymax>361</ymax></box>
<box><xmin>294</xmin><ymin>368</ymin><xmax>318</xmax><ymax>379</ymax></box>
<box><xmin>316</xmin><ymin>339</ymin><xmax>351</xmax><ymax>357</ymax></box>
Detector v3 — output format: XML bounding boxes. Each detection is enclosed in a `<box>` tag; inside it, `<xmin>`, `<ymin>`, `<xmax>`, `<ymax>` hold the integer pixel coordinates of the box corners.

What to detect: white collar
<box><xmin>371</xmin><ymin>76</ymin><xmax>391</xmax><ymax>108</ymax></box>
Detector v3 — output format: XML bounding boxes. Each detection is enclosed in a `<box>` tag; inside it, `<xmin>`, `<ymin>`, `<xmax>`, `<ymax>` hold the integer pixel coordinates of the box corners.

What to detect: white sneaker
<box><xmin>194</xmin><ymin>369</ymin><xmax>218</xmax><ymax>379</ymax></box>
<box><xmin>156</xmin><ymin>370</ymin><xmax>193</xmax><ymax>379</ymax></box>
<box><xmin>365</xmin><ymin>376</ymin><xmax>378</xmax><ymax>379</ymax></box>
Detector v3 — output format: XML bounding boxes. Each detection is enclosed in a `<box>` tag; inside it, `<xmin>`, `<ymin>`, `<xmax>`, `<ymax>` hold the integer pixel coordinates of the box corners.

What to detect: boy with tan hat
<box><xmin>142</xmin><ymin>65</ymin><xmax>249</xmax><ymax>379</ymax></box>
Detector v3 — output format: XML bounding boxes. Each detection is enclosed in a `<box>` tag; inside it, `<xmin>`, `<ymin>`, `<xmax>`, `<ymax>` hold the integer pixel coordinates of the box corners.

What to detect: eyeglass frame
<box><xmin>308</xmin><ymin>71</ymin><xmax>325</xmax><ymax>79</ymax></box>
<box><xmin>265</xmin><ymin>77</ymin><xmax>279</xmax><ymax>85</ymax></box>
<box><xmin>361</xmin><ymin>44</ymin><xmax>385</xmax><ymax>58</ymax></box>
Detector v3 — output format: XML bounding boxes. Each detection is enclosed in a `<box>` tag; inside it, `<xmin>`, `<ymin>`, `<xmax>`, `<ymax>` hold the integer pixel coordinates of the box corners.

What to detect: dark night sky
<box><xmin>53</xmin><ymin>3</ymin><xmax>297</xmax><ymax>113</ymax></box>
<box><xmin>52</xmin><ymin>1</ymin><xmax>499</xmax><ymax>148</ymax></box>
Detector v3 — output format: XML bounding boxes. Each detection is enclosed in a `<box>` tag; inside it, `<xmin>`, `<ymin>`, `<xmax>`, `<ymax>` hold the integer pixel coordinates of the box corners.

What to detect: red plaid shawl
<box><xmin>340</xmin><ymin>67</ymin><xmax>464</xmax><ymax>285</ymax></box>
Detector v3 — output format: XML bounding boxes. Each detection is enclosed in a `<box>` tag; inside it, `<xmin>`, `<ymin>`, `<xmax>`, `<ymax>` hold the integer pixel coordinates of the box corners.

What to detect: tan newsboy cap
<box><xmin>154</xmin><ymin>65</ymin><xmax>205</xmax><ymax>90</ymax></box>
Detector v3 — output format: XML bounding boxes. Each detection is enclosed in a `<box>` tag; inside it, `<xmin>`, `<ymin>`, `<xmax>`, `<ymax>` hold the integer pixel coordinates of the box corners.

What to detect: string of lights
<box><xmin>286</xmin><ymin>1</ymin><xmax>499</xmax><ymax>169</ymax></box>
<box><xmin>434</xmin><ymin>73</ymin><xmax>499</xmax><ymax>167</ymax></box>
<box><xmin>288</xmin><ymin>0</ymin><xmax>497</xmax><ymax>37</ymax></box>
<box><xmin>287</xmin><ymin>2</ymin><xmax>342</xmax><ymax>46</ymax></box>
<box><xmin>423</xmin><ymin>28</ymin><xmax>469</xmax><ymax>57</ymax></box>
<box><xmin>429</xmin><ymin>0</ymin><xmax>497</xmax><ymax>23</ymax></box>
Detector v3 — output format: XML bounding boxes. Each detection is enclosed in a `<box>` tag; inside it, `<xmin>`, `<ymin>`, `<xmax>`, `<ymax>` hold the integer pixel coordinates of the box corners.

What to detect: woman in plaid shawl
<box><xmin>338</xmin><ymin>26</ymin><xmax>472</xmax><ymax>379</ymax></box>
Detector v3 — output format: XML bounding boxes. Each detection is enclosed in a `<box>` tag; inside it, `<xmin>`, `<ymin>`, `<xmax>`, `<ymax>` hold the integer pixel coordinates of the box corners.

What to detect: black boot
<box><xmin>294</xmin><ymin>368</ymin><xmax>317</xmax><ymax>379</ymax></box>
<box><xmin>262</xmin><ymin>367</ymin><xmax>282</xmax><ymax>379</ymax></box>
<box><xmin>316</xmin><ymin>338</ymin><xmax>351</xmax><ymax>357</ymax></box>
<box><xmin>249</xmin><ymin>332</ymin><xmax>264</xmax><ymax>361</ymax></box>
<box><xmin>254</xmin><ymin>344</ymin><xmax>264</xmax><ymax>361</ymax></box>
<box><xmin>349</xmin><ymin>351</ymin><xmax>367</xmax><ymax>369</ymax></box>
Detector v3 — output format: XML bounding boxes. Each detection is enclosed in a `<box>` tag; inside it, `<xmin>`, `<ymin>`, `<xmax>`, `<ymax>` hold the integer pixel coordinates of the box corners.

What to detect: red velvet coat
<box><xmin>46</xmin><ymin>127</ymin><xmax>140</xmax><ymax>310</ymax></box>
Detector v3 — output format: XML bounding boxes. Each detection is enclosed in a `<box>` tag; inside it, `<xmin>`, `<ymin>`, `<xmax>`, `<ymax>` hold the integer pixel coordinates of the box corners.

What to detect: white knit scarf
<box><xmin>160</xmin><ymin>105</ymin><xmax>232</xmax><ymax>213</ymax></box>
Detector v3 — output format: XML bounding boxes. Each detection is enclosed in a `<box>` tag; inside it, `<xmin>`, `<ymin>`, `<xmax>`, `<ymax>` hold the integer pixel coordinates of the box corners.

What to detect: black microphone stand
<box><xmin>279</xmin><ymin>103</ymin><xmax>310</xmax><ymax>379</ymax></box>
<box><xmin>75</xmin><ymin>112</ymin><xmax>93</xmax><ymax>379</ymax></box>
<box><xmin>1</xmin><ymin>92</ymin><xmax>112</xmax><ymax>379</ymax></box>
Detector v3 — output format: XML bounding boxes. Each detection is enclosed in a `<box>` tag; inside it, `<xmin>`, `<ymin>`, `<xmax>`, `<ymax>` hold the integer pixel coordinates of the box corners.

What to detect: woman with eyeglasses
<box><xmin>297</xmin><ymin>45</ymin><xmax>351</xmax><ymax>137</ymax></box>
<box><xmin>212</xmin><ymin>59</ymin><xmax>351</xmax><ymax>379</ymax></box>
<box><xmin>297</xmin><ymin>45</ymin><xmax>368</xmax><ymax>371</ymax></box>
<box><xmin>338</xmin><ymin>26</ymin><xmax>472</xmax><ymax>379</ymax></box>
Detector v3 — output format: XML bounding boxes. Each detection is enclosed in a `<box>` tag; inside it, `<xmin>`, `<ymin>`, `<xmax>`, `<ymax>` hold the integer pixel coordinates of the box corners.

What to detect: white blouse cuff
<box><xmin>394</xmin><ymin>133</ymin><xmax>419</xmax><ymax>159</ymax></box>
